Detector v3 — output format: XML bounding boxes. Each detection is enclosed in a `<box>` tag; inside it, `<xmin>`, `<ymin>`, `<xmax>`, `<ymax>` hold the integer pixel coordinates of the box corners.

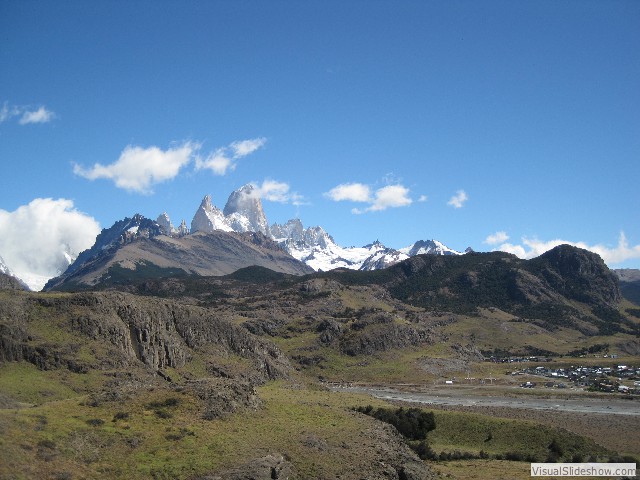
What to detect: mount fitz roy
<box><xmin>44</xmin><ymin>184</ymin><xmax>466</xmax><ymax>290</ymax></box>
<box><xmin>189</xmin><ymin>184</ymin><xmax>466</xmax><ymax>271</ymax></box>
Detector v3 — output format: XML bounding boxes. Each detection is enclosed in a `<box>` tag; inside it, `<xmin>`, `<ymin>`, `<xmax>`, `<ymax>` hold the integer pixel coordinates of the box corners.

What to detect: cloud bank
<box><xmin>324</xmin><ymin>182</ymin><xmax>414</xmax><ymax>213</ymax></box>
<box><xmin>0</xmin><ymin>199</ymin><xmax>101</xmax><ymax>291</ymax></box>
<box><xmin>492</xmin><ymin>232</ymin><xmax>640</xmax><ymax>266</ymax></box>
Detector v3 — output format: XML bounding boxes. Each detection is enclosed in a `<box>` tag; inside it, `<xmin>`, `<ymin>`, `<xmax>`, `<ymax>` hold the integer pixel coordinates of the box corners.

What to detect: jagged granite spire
<box><xmin>190</xmin><ymin>195</ymin><xmax>233</xmax><ymax>233</ymax></box>
<box><xmin>223</xmin><ymin>184</ymin><xmax>269</xmax><ymax>235</ymax></box>
<box><xmin>156</xmin><ymin>212</ymin><xmax>174</xmax><ymax>235</ymax></box>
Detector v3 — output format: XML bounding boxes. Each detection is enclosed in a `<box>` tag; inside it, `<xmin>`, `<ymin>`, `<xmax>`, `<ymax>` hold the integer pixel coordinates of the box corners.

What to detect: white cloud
<box><xmin>249</xmin><ymin>179</ymin><xmax>304</xmax><ymax>205</ymax></box>
<box><xmin>324</xmin><ymin>183</ymin><xmax>372</xmax><ymax>202</ymax></box>
<box><xmin>195</xmin><ymin>148</ymin><xmax>232</xmax><ymax>175</ymax></box>
<box><xmin>19</xmin><ymin>106</ymin><xmax>55</xmax><ymax>124</ymax></box>
<box><xmin>447</xmin><ymin>189</ymin><xmax>468</xmax><ymax>208</ymax></box>
<box><xmin>368</xmin><ymin>184</ymin><xmax>413</xmax><ymax>212</ymax></box>
<box><xmin>493</xmin><ymin>232</ymin><xmax>640</xmax><ymax>266</ymax></box>
<box><xmin>230</xmin><ymin>137</ymin><xmax>267</xmax><ymax>158</ymax></box>
<box><xmin>74</xmin><ymin>137</ymin><xmax>267</xmax><ymax>191</ymax></box>
<box><xmin>0</xmin><ymin>102</ymin><xmax>55</xmax><ymax>125</ymax></box>
<box><xmin>0</xmin><ymin>198</ymin><xmax>100</xmax><ymax>290</ymax></box>
<box><xmin>325</xmin><ymin>181</ymin><xmax>415</xmax><ymax>213</ymax></box>
<box><xmin>0</xmin><ymin>102</ymin><xmax>16</xmax><ymax>122</ymax></box>
<box><xmin>418</xmin><ymin>195</ymin><xmax>428</xmax><ymax>202</ymax></box>
<box><xmin>195</xmin><ymin>137</ymin><xmax>266</xmax><ymax>175</ymax></box>
<box><xmin>74</xmin><ymin>142</ymin><xmax>197</xmax><ymax>194</ymax></box>
<box><xmin>484</xmin><ymin>231</ymin><xmax>510</xmax><ymax>245</ymax></box>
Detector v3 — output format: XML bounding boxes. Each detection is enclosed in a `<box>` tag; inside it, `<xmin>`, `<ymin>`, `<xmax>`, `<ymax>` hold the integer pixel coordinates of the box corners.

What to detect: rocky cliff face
<box><xmin>0</xmin><ymin>290</ymin><xmax>290</xmax><ymax>382</ymax></box>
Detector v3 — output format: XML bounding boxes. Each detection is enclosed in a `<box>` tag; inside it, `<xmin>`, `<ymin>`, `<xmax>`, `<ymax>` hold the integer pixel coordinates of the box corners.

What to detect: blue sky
<box><xmin>1</xmin><ymin>0</ymin><xmax>639</xmax><ymax>286</ymax></box>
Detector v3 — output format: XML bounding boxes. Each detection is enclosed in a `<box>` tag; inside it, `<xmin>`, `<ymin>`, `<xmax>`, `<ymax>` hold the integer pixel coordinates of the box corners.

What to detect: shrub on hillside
<box><xmin>355</xmin><ymin>406</ymin><xmax>435</xmax><ymax>440</ymax></box>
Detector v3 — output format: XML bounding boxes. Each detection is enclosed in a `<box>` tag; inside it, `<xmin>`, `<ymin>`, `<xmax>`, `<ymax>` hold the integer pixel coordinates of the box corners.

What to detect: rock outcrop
<box><xmin>0</xmin><ymin>291</ymin><xmax>291</xmax><ymax>383</ymax></box>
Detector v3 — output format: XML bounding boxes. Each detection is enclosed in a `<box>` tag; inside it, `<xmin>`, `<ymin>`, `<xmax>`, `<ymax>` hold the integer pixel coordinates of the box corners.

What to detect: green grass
<box><xmin>0</xmin><ymin>362</ymin><xmax>83</xmax><ymax>405</ymax></box>
<box><xmin>0</xmin><ymin>367</ymin><xmax>629</xmax><ymax>480</ymax></box>
<box><xmin>426</xmin><ymin>410</ymin><xmax>610</xmax><ymax>461</ymax></box>
<box><xmin>0</xmin><ymin>380</ymin><xmax>384</xmax><ymax>479</ymax></box>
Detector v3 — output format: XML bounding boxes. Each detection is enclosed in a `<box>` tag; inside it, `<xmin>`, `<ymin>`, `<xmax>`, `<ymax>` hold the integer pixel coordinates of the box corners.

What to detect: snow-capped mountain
<box><xmin>223</xmin><ymin>184</ymin><xmax>269</xmax><ymax>235</ymax></box>
<box><xmin>45</xmin><ymin>214</ymin><xmax>164</xmax><ymax>289</ymax></box>
<box><xmin>359</xmin><ymin>244</ymin><xmax>410</xmax><ymax>271</ymax></box>
<box><xmin>191</xmin><ymin>195</ymin><xmax>234</xmax><ymax>233</ymax></box>
<box><xmin>399</xmin><ymin>239</ymin><xmax>463</xmax><ymax>256</ymax></box>
<box><xmin>41</xmin><ymin>183</ymin><xmax>468</xmax><ymax>290</ymax></box>
<box><xmin>187</xmin><ymin>184</ymin><xmax>466</xmax><ymax>272</ymax></box>
<box><xmin>270</xmin><ymin>220</ymin><xmax>394</xmax><ymax>271</ymax></box>
<box><xmin>191</xmin><ymin>185</ymin><xmax>269</xmax><ymax>236</ymax></box>
<box><xmin>268</xmin><ymin>218</ymin><xmax>461</xmax><ymax>272</ymax></box>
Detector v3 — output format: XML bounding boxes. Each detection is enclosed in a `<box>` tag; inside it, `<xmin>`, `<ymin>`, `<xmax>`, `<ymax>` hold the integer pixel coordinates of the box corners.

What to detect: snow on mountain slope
<box><xmin>400</xmin><ymin>239</ymin><xmax>463</xmax><ymax>256</ymax></box>
<box><xmin>191</xmin><ymin>185</ymin><xmax>269</xmax><ymax>236</ymax></box>
<box><xmin>270</xmin><ymin>219</ymin><xmax>410</xmax><ymax>272</ymax></box>
<box><xmin>359</xmin><ymin>246</ymin><xmax>409</xmax><ymax>271</ymax></box>
<box><xmin>191</xmin><ymin>195</ymin><xmax>234</xmax><ymax>233</ymax></box>
<box><xmin>0</xmin><ymin>255</ymin><xmax>12</xmax><ymax>276</ymax></box>
<box><xmin>223</xmin><ymin>184</ymin><xmax>269</xmax><ymax>235</ymax></box>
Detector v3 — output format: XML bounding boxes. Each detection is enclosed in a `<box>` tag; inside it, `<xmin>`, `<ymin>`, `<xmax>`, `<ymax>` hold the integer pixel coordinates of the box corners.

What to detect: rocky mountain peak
<box><xmin>270</xmin><ymin>219</ymin><xmax>304</xmax><ymax>242</ymax></box>
<box><xmin>44</xmin><ymin>214</ymin><xmax>163</xmax><ymax>289</ymax></box>
<box><xmin>223</xmin><ymin>184</ymin><xmax>269</xmax><ymax>235</ymax></box>
<box><xmin>156</xmin><ymin>212</ymin><xmax>173</xmax><ymax>235</ymax></box>
<box><xmin>529</xmin><ymin>244</ymin><xmax>621</xmax><ymax>307</ymax></box>
<box><xmin>201</xmin><ymin>194</ymin><xmax>213</xmax><ymax>209</ymax></box>
<box><xmin>191</xmin><ymin>195</ymin><xmax>233</xmax><ymax>234</ymax></box>
<box><xmin>400</xmin><ymin>239</ymin><xmax>462</xmax><ymax>257</ymax></box>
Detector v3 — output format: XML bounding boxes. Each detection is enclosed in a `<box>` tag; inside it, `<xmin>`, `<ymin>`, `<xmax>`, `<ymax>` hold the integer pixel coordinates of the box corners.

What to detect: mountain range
<box><xmin>43</xmin><ymin>184</ymin><xmax>468</xmax><ymax>291</ymax></box>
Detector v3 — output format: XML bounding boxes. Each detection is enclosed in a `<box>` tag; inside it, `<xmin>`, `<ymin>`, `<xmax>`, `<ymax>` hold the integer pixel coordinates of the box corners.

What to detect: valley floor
<box><xmin>334</xmin><ymin>384</ymin><xmax>640</xmax><ymax>456</ymax></box>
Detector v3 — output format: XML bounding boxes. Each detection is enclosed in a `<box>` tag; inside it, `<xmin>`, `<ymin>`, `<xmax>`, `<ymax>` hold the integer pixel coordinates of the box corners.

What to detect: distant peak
<box><xmin>200</xmin><ymin>195</ymin><xmax>213</xmax><ymax>209</ymax></box>
<box><xmin>237</xmin><ymin>183</ymin><xmax>256</xmax><ymax>194</ymax></box>
<box><xmin>364</xmin><ymin>240</ymin><xmax>384</xmax><ymax>248</ymax></box>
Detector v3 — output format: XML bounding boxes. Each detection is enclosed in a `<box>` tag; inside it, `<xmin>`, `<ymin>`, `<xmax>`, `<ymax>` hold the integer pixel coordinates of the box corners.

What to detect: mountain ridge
<box><xmin>45</xmin><ymin>184</ymin><xmax>468</xmax><ymax>290</ymax></box>
<box><xmin>44</xmin><ymin>219</ymin><xmax>313</xmax><ymax>291</ymax></box>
